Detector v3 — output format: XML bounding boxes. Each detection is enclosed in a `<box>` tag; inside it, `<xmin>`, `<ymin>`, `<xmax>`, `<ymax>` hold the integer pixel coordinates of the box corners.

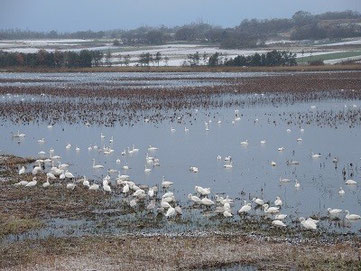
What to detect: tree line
<box><xmin>0</xmin><ymin>50</ymin><xmax>103</xmax><ymax>68</ymax></box>
<box><xmin>1</xmin><ymin>10</ymin><xmax>360</xmax><ymax>48</ymax></box>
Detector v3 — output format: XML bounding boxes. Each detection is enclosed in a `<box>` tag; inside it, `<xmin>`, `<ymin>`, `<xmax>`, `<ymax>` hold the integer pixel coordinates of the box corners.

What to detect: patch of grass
<box><xmin>0</xmin><ymin>215</ymin><xmax>43</xmax><ymax>237</ymax></box>
<box><xmin>297</xmin><ymin>51</ymin><xmax>361</xmax><ymax>64</ymax></box>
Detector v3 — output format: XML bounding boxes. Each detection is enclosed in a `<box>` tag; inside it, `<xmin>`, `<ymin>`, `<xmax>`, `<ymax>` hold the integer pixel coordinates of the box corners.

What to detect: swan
<box><xmin>189</xmin><ymin>166</ymin><xmax>199</xmax><ymax>173</ymax></box>
<box><xmin>144</xmin><ymin>166</ymin><xmax>152</xmax><ymax>173</ymax></box>
<box><xmin>129</xmin><ymin>199</ymin><xmax>138</xmax><ymax>208</ymax></box>
<box><xmin>47</xmin><ymin>125</ymin><xmax>53</xmax><ymax>129</ymax></box>
<box><xmin>103</xmin><ymin>183</ymin><xmax>111</xmax><ymax>193</ymax></box>
<box><xmin>224</xmin><ymin>162</ymin><xmax>233</xmax><ymax>168</ymax></box>
<box><xmin>25</xmin><ymin>177</ymin><xmax>37</xmax><ymax>187</ymax></box>
<box><xmin>66</xmin><ymin>183</ymin><xmax>76</xmax><ymax>190</ymax></box>
<box><xmin>275</xmin><ymin>214</ymin><xmax>287</xmax><ymax>220</ymax></box>
<box><xmin>122</xmin><ymin>183</ymin><xmax>130</xmax><ymax>194</ymax></box>
<box><xmin>14</xmin><ymin>180</ymin><xmax>29</xmax><ymax>186</ymax></box>
<box><xmin>271</xmin><ymin>161</ymin><xmax>277</xmax><ymax>166</ymax></box>
<box><xmin>65</xmin><ymin>170</ymin><xmax>74</xmax><ymax>179</ymax></box>
<box><xmin>82</xmin><ymin>177</ymin><xmax>90</xmax><ymax>187</ymax></box>
<box><xmin>92</xmin><ymin>159</ymin><xmax>104</xmax><ymax>169</ymax></box>
<box><xmin>161</xmin><ymin>177</ymin><xmax>173</xmax><ymax>188</ymax></box>
<box><xmin>116</xmin><ymin>158</ymin><xmax>121</xmax><ymax>164</ymax></box>
<box><xmin>161</xmin><ymin>200</ymin><xmax>172</xmax><ymax>209</ymax></box>
<box><xmin>263</xmin><ymin>204</ymin><xmax>279</xmax><ymax>214</ymax></box>
<box><xmin>295</xmin><ymin>180</ymin><xmax>301</xmax><ymax>189</ymax></box>
<box><xmin>345</xmin><ymin>179</ymin><xmax>357</xmax><ymax>185</ymax></box>
<box><xmin>165</xmin><ymin>206</ymin><xmax>176</xmax><ymax>217</ymax></box>
<box><xmin>224</xmin><ymin>156</ymin><xmax>232</xmax><ymax>162</ymax></box>
<box><xmin>32</xmin><ymin>165</ymin><xmax>42</xmax><ymax>175</ymax></box>
<box><xmin>88</xmin><ymin>146</ymin><xmax>93</xmax><ymax>151</ymax></box>
<box><xmin>89</xmin><ymin>183</ymin><xmax>100</xmax><ymax>191</ymax></box>
<box><xmin>42</xmin><ymin>178</ymin><xmax>50</xmax><ymax>188</ymax></box>
<box><xmin>100</xmin><ymin>133</ymin><xmax>105</xmax><ymax>139</ymax></box>
<box><xmin>37</xmin><ymin>138</ymin><xmax>45</xmax><ymax>144</ymax></box>
<box><xmin>146</xmin><ymin>200</ymin><xmax>156</xmax><ymax>210</ymax></box>
<box><xmin>272</xmin><ymin>220</ymin><xmax>286</xmax><ymax>227</ymax></box>
<box><xmin>300</xmin><ymin>128</ymin><xmax>305</xmax><ymax>132</ymax></box>
<box><xmin>59</xmin><ymin>171</ymin><xmax>65</xmax><ymax>180</ymax></box>
<box><xmin>195</xmin><ymin>186</ymin><xmax>210</xmax><ymax>196</ymax></box>
<box><xmin>216</xmin><ymin>155</ymin><xmax>222</xmax><ymax>160</ymax></box>
<box><xmin>311</xmin><ymin>152</ymin><xmax>322</xmax><ymax>158</ymax></box>
<box><xmin>148</xmin><ymin>187</ymin><xmax>156</xmax><ymax>198</ymax></box>
<box><xmin>279</xmin><ymin>177</ymin><xmax>290</xmax><ymax>183</ymax></box>
<box><xmin>223</xmin><ymin>210</ymin><xmax>233</xmax><ymax>217</ymax></box>
<box><xmin>240</xmin><ymin>140</ymin><xmax>249</xmax><ymax>146</ymax></box>
<box><xmin>338</xmin><ymin>187</ymin><xmax>345</xmax><ymax>195</ymax></box>
<box><xmin>260</xmin><ymin>140</ymin><xmax>266</xmax><ymax>144</ymax></box>
<box><xmin>148</xmin><ymin>145</ymin><xmax>158</xmax><ymax>151</ymax></box>
<box><xmin>18</xmin><ymin>166</ymin><xmax>25</xmax><ymax>175</ymax></box>
<box><xmin>252</xmin><ymin>198</ymin><xmax>264</xmax><ymax>206</ymax></box>
<box><xmin>75</xmin><ymin>146</ymin><xmax>80</xmax><ymax>152</ymax></box>
<box><xmin>345</xmin><ymin>210</ymin><xmax>361</xmax><ymax>220</ymax></box>
<box><xmin>238</xmin><ymin>202</ymin><xmax>252</xmax><ymax>214</ymax></box>
<box><xmin>277</xmin><ymin>147</ymin><xmax>285</xmax><ymax>152</ymax></box>
<box><xmin>188</xmin><ymin>194</ymin><xmax>201</xmax><ymax>204</ymax></box>
<box><xmin>65</xmin><ymin>143</ymin><xmax>71</xmax><ymax>149</ymax></box>
<box><xmin>299</xmin><ymin>217</ymin><xmax>317</xmax><ymax>230</ymax></box>
<box><xmin>38</xmin><ymin>151</ymin><xmax>46</xmax><ymax>156</ymax></box>
<box><xmin>201</xmin><ymin>197</ymin><xmax>215</xmax><ymax>206</ymax></box>
<box><xmin>109</xmin><ymin>136</ymin><xmax>114</xmax><ymax>143</ymax></box>
<box><xmin>122</xmin><ymin>165</ymin><xmax>130</xmax><ymax>170</ymax></box>
<box><xmin>327</xmin><ymin>208</ymin><xmax>342</xmax><ymax>216</ymax></box>
<box><xmin>12</xmin><ymin>131</ymin><xmax>26</xmax><ymax>138</ymax></box>
<box><xmin>170</xmin><ymin>127</ymin><xmax>176</xmax><ymax>132</ymax></box>
<box><xmin>274</xmin><ymin>196</ymin><xmax>283</xmax><ymax>206</ymax></box>
<box><xmin>286</xmin><ymin>128</ymin><xmax>291</xmax><ymax>133</ymax></box>
<box><xmin>297</xmin><ymin>138</ymin><xmax>303</xmax><ymax>142</ymax></box>
<box><xmin>46</xmin><ymin>172</ymin><xmax>56</xmax><ymax>180</ymax></box>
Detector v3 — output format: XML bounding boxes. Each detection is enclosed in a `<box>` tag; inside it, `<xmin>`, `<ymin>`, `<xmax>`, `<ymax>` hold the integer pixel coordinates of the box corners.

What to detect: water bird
<box><xmin>252</xmin><ymin>198</ymin><xmax>264</xmax><ymax>206</ymax></box>
<box><xmin>311</xmin><ymin>152</ymin><xmax>322</xmax><ymax>158</ymax></box>
<box><xmin>148</xmin><ymin>145</ymin><xmax>158</xmax><ymax>151</ymax></box>
<box><xmin>263</xmin><ymin>204</ymin><xmax>279</xmax><ymax>214</ymax></box>
<box><xmin>345</xmin><ymin>179</ymin><xmax>357</xmax><ymax>185</ymax></box>
<box><xmin>18</xmin><ymin>166</ymin><xmax>25</xmax><ymax>175</ymax></box>
<box><xmin>260</xmin><ymin>140</ymin><xmax>266</xmax><ymax>144</ymax></box>
<box><xmin>295</xmin><ymin>180</ymin><xmax>301</xmax><ymax>189</ymax></box>
<box><xmin>189</xmin><ymin>166</ymin><xmax>199</xmax><ymax>173</ymax></box>
<box><xmin>240</xmin><ymin>140</ymin><xmax>249</xmax><ymax>146</ymax></box>
<box><xmin>338</xmin><ymin>187</ymin><xmax>345</xmax><ymax>195</ymax></box>
<box><xmin>92</xmin><ymin>159</ymin><xmax>104</xmax><ymax>169</ymax></box>
<box><xmin>278</xmin><ymin>147</ymin><xmax>285</xmax><ymax>152</ymax></box>
<box><xmin>345</xmin><ymin>210</ymin><xmax>361</xmax><ymax>220</ymax></box>
<box><xmin>274</xmin><ymin>196</ymin><xmax>283</xmax><ymax>207</ymax></box>
<box><xmin>238</xmin><ymin>202</ymin><xmax>252</xmax><ymax>214</ymax></box>
<box><xmin>25</xmin><ymin>177</ymin><xmax>37</xmax><ymax>187</ymax></box>
<box><xmin>37</xmin><ymin>138</ymin><xmax>45</xmax><ymax>144</ymax></box>
<box><xmin>272</xmin><ymin>220</ymin><xmax>286</xmax><ymax>227</ymax></box>
<box><xmin>299</xmin><ymin>217</ymin><xmax>317</xmax><ymax>230</ymax></box>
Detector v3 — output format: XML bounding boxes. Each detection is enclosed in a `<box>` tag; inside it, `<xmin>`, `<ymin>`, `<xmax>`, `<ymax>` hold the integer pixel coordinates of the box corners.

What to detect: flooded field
<box><xmin>1</xmin><ymin>71</ymin><xmax>361</xmax><ymax>269</ymax></box>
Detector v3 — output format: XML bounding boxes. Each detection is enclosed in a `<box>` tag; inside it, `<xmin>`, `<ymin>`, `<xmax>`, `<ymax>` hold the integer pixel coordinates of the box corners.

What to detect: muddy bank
<box><xmin>1</xmin><ymin>234</ymin><xmax>361</xmax><ymax>270</ymax></box>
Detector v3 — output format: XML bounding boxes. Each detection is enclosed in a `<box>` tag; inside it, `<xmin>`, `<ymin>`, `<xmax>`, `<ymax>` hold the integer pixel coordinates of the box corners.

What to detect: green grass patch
<box><xmin>297</xmin><ymin>51</ymin><xmax>361</xmax><ymax>63</ymax></box>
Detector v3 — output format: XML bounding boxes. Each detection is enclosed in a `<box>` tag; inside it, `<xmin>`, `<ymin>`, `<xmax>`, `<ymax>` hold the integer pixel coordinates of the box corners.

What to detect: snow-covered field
<box><xmin>0</xmin><ymin>38</ymin><xmax>359</xmax><ymax>66</ymax></box>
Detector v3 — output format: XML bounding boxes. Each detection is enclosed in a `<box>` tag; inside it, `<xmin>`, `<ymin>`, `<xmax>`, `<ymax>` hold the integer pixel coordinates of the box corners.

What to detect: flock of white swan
<box><xmin>8</xmin><ymin>108</ymin><xmax>361</xmax><ymax>232</ymax></box>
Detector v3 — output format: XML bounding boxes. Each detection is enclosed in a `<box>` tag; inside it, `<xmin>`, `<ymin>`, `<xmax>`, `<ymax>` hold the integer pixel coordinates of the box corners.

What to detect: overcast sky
<box><xmin>1</xmin><ymin>0</ymin><xmax>361</xmax><ymax>32</ymax></box>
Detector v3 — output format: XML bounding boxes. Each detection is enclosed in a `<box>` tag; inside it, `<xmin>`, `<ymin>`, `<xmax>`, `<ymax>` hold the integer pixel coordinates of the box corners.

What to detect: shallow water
<box><xmin>1</xmin><ymin>72</ymin><xmax>361</xmax><ymax>236</ymax></box>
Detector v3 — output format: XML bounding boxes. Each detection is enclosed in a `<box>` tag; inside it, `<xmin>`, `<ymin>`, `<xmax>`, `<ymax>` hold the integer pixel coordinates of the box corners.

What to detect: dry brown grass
<box><xmin>1</xmin><ymin>235</ymin><xmax>360</xmax><ymax>270</ymax></box>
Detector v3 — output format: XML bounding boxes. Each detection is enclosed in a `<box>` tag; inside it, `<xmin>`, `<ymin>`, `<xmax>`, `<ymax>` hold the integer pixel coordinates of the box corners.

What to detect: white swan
<box><xmin>224</xmin><ymin>161</ymin><xmax>233</xmax><ymax>168</ymax></box>
<box><xmin>260</xmin><ymin>140</ymin><xmax>266</xmax><ymax>144</ymax></box>
<box><xmin>346</xmin><ymin>179</ymin><xmax>357</xmax><ymax>185</ymax></box>
<box><xmin>295</xmin><ymin>180</ymin><xmax>301</xmax><ymax>189</ymax></box>
<box><xmin>263</xmin><ymin>204</ymin><xmax>279</xmax><ymax>214</ymax></box>
<box><xmin>338</xmin><ymin>187</ymin><xmax>345</xmax><ymax>195</ymax></box>
<box><xmin>275</xmin><ymin>214</ymin><xmax>287</xmax><ymax>220</ymax></box>
<box><xmin>311</xmin><ymin>152</ymin><xmax>322</xmax><ymax>158</ymax></box>
<box><xmin>277</xmin><ymin>147</ymin><xmax>285</xmax><ymax>152</ymax></box>
<box><xmin>274</xmin><ymin>196</ymin><xmax>283</xmax><ymax>206</ymax></box>
<box><xmin>327</xmin><ymin>208</ymin><xmax>342</xmax><ymax>216</ymax></box>
<box><xmin>252</xmin><ymin>198</ymin><xmax>264</xmax><ymax>206</ymax></box>
<box><xmin>238</xmin><ymin>202</ymin><xmax>252</xmax><ymax>214</ymax></box>
<box><xmin>299</xmin><ymin>217</ymin><xmax>317</xmax><ymax>230</ymax></box>
<box><xmin>25</xmin><ymin>177</ymin><xmax>37</xmax><ymax>187</ymax></box>
<box><xmin>148</xmin><ymin>145</ymin><xmax>158</xmax><ymax>151</ymax></box>
<box><xmin>37</xmin><ymin>138</ymin><xmax>45</xmax><ymax>144</ymax></box>
<box><xmin>201</xmin><ymin>197</ymin><xmax>215</xmax><ymax>206</ymax></box>
<box><xmin>189</xmin><ymin>166</ymin><xmax>199</xmax><ymax>173</ymax></box>
<box><xmin>144</xmin><ymin>165</ymin><xmax>152</xmax><ymax>173</ymax></box>
<box><xmin>89</xmin><ymin>183</ymin><xmax>100</xmax><ymax>190</ymax></box>
<box><xmin>271</xmin><ymin>161</ymin><xmax>277</xmax><ymax>166</ymax></box>
<box><xmin>195</xmin><ymin>186</ymin><xmax>210</xmax><ymax>196</ymax></box>
<box><xmin>188</xmin><ymin>193</ymin><xmax>202</xmax><ymax>204</ymax></box>
<box><xmin>272</xmin><ymin>220</ymin><xmax>286</xmax><ymax>227</ymax></box>
<box><xmin>240</xmin><ymin>140</ymin><xmax>249</xmax><ymax>146</ymax></box>
<box><xmin>345</xmin><ymin>210</ymin><xmax>361</xmax><ymax>220</ymax></box>
<box><xmin>92</xmin><ymin>159</ymin><xmax>104</xmax><ymax>169</ymax></box>
<box><xmin>18</xmin><ymin>166</ymin><xmax>25</xmax><ymax>175</ymax></box>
